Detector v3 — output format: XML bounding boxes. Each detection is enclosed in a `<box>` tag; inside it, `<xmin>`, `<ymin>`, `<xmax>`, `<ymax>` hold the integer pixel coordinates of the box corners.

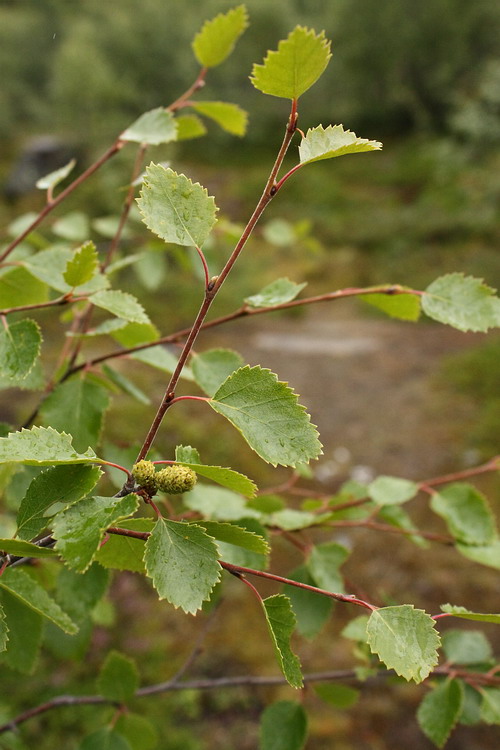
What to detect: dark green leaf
<box><xmin>262</xmin><ymin>594</ymin><xmax>303</xmax><ymax>688</ymax></box>
<box><xmin>95</xmin><ymin>520</ymin><xmax>153</xmax><ymax>573</ymax></box>
<box><xmin>417</xmin><ymin>679</ymin><xmax>463</xmax><ymax>747</ymax></box>
<box><xmin>0</xmin><ymin>590</ymin><xmax>43</xmax><ymax>673</ymax></box>
<box><xmin>120</xmin><ymin>108</ymin><xmax>177</xmax><ymax>145</ymax></box>
<box><xmin>192</xmin><ymin>348</ymin><xmax>244</xmax><ymax>397</ymax></box>
<box><xmin>0</xmin><ymin>320</ymin><xmax>41</xmax><ymax>381</ymax></box>
<box><xmin>0</xmin><ymin>601</ymin><xmax>7</xmax><ymax>652</ymax></box>
<box><xmin>0</xmin><ymin>568</ymin><xmax>77</xmax><ymax>633</ymax></box>
<box><xmin>244</xmin><ymin>278</ymin><xmax>307</xmax><ymax>308</ymax></box>
<box><xmin>114</xmin><ymin>714</ymin><xmax>158</xmax><ymax>750</ymax></box>
<box><xmin>0</xmin><ymin>426</ymin><xmax>98</xmax><ymax>465</ymax></box>
<box><xmin>56</xmin><ymin>563</ymin><xmax>110</xmax><ymax>625</ymax></box>
<box><xmin>284</xmin><ymin>565</ymin><xmax>333</xmax><ymax>639</ymax></box>
<box><xmin>422</xmin><ymin>273</ymin><xmax>500</xmax><ymax>332</ymax></box>
<box><xmin>192</xmin><ymin>5</ymin><xmax>248</xmax><ymax>68</ymax></box>
<box><xmin>314</xmin><ymin>683</ymin><xmax>359</xmax><ymax>709</ymax></box>
<box><xmin>79</xmin><ymin>728</ymin><xmax>132</xmax><ymax>750</ymax></box>
<box><xmin>260</xmin><ymin>701</ymin><xmax>307</xmax><ymax>750</ymax></box>
<box><xmin>97</xmin><ymin>650</ymin><xmax>139</xmax><ymax>702</ymax></box>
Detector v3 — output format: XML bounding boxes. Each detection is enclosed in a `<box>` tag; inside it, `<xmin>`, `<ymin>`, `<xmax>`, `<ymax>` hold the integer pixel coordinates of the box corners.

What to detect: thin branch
<box><xmin>0</xmin><ymin>293</ymin><xmax>82</xmax><ymax>317</ymax></box>
<box><xmin>420</xmin><ymin>457</ymin><xmax>499</xmax><ymax>488</ymax></box>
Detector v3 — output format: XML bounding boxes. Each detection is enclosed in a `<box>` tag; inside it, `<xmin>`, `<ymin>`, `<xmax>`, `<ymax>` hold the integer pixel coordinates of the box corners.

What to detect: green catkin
<box><xmin>132</xmin><ymin>460</ymin><xmax>157</xmax><ymax>494</ymax></box>
<box><xmin>155</xmin><ymin>465</ymin><xmax>197</xmax><ymax>494</ymax></box>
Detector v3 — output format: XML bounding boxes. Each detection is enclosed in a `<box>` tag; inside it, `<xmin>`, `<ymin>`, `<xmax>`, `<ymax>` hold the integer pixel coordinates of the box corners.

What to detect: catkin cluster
<box><xmin>132</xmin><ymin>460</ymin><xmax>197</xmax><ymax>495</ymax></box>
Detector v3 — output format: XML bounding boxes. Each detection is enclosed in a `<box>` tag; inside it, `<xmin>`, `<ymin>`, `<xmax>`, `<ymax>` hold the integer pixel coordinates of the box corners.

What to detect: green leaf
<box><xmin>0</xmin><ymin>568</ymin><xmax>77</xmax><ymax>633</ymax></box>
<box><xmin>53</xmin><ymin>494</ymin><xmax>139</xmax><ymax>572</ymax></box>
<box><xmin>308</xmin><ymin>542</ymin><xmax>349</xmax><ymax>592</ymax></box>
<box><xmin>422</xmin><ymin>273</ymin><xmax>500</xmax><ymax>332</ymax></box>
<box><xmin>378</xmin><ymin>504</ymin><xmax>429</xmax><ymax>548</ymax></box>
<box><xmin>95</xmin><ymin>520</ymin><xmax>153</xmax><ymax>573</ymax></box>
<box><xmin>0</xmin><ymin>425</ymin><xmax>98</xmax><ymax>465</ymax></box>
<box><xmin>63</xmin><ymin>241</ymin><xmax>98</xmax><ymax>288</ymax></box>
<box><xmin>22</xmin><ymin>247</ymin><xmax>108</xmax><ymax>294</ymax></box>
<box><xmin>40</xmin><ymin>375</ymin><xmax>110</xmax><ymax>453</ymax></box>
<box><xmin>210</xmin><ymin>518</ymin><xmax>268</xmax><ymax>570</ymax></box>
<box><xmin>56</xmin><ymin>563</ymin><xmax>110</xmax><ymax>625</ymax></box>
<box><xmin>131</xmin><ymin>346</ymin><xmax>194</xmax><ymax>381</ymax></box>
<box><xmin>440</xmin><ymin>604</ymin><xmax>500</xmax><ymax>624</ymax></box>
<box><xmin>430</xmin><ymin>483</ymin><xmax>496</xmax><ymax>545</ymax></box>
<box><xmin>101</xmin><ymin>364</ymin><xmax>150</xmax><ymax>406</ymax></box>
<box><xmin>0</xmin><ymin>601</ymin><xmax>7</xmax><ymax>652</ymax></box>
<box><xmin>195</xmin><ymin>521</ymin><xmax>269</xmax><ymax>554</ymax></box>
<box><xmin>268</xmin><ymin>508</ymin><xmax>320</xmax><ymax>531</ymax></box>
<box><xmin>260</xmin><ymin>701</ymin><xmax>307</xmax><ymax>750</ymax></box>
<box><xmin>0</xmin><ymin>359</ymin><xmax>44</xmax><ymax>393</ymax></box>
<box><xmin>97</xmin><ymin>650</ymin><xmax>139</xmax><ymax>702</ymax></box>
<box><xmin>79</xmin><ymin>728</ymin><xmax>132</xmax><ymax>750</ymax></box>
<box><xmin>0</xmin><ymin>319</ymin><xmax>41</xmax><ymax>380</ymax></box>
<box><xmin>362</xmin><ymin>288</ymin><xmax>421</xmax><ymax>321</ymax></box>
<box><xmin>0</xmin><ymin>539</ymin><xmax>57</xmax><ymax>558</ymax></box>
<box><xmin>262</xmin><ymin>594</ymin><xmax>303</xmax><ymax>688</ymax></box>
<box><xmin>120</xmin><ymin>107</ymin><xmax>177</xmax><ymax>145</ymax></box>
<box><xmin>480</xmin><ymin>688</ymin><xmax>500</xmax><ymax>724</ymax></box>
<box><xmin>341</xmin><ymin>615</ymin><xmax>369</xmax><ymax>641</ymax></box>
<box><xmin>0</xmin><ymin>589</ymin><xmax>43</xmax><ymax>673</ymax></box>
<box><xmin>299</xmin><ymin>124</ymin><xmax>382</xmax><ymax>166</ymax></box>
<box><xmin>251</xmin><ymin>27</ymin><xmax>331</xmax><ymax>100</ymax></box>
<box><xmin>244</xmin><ymin>278</ymin><xmax>307</xmax><ymax>308</ymax></box>
<box><xmin>191</xmin><ymin>101</ymin><xmax>247</xmax><ymax>136</ymax></box>
<box><xmin>442</xmin><ymin>630</ymin><xmax>493</xmax><ymax>665</ymax></box>
<box><xmin>314</xmin><ymin>683</ymin><xmax>359</xmax><ymax>709</ymax></box>
<box><xmin>192</xmin><ymin>348</ymin><xmax>244</xmax><ymax>397</ymax></box>
<box><xmin>144</xmin><ymin>519</ymin><xmax>220</xmax><ymax>614</ymax></box>
<box><xmin>114</xmin><ymin>714</ymin><xmax>158</xmax><ymax>750</ymax></box>
<box><xmin>176</xmin><ymin>114</ymin><xmax>207</xmax><ymax>141</ymax></box>
<box><xmin>456</xmin><ymin>540</ymin><xmax>500</xmax><ymax>569</ymax></box>
<box><xmin>137</xmin><ymin>165</ymin><xmax>218</xmax><ymax>247</ymax></box>
<box><xmin>52</xmin><ymin>211</ymin><xmax>89</xmax><ymax>242</ymax></box>
<box><xmin>417</xmin><ymin>679</ymin><xmax>463</xmax><ymax>748</ymax></box>
<box><xmin>209</xmin><ymin>365</ymin><xmax>322</xmax><ymax>467</ymax></box>
<box><xmin>36</xmin><ymin>158</ymin><xmax>77</xmax><ymax>191</ymax></box>
<box><xmin>89</xmin><ymin>290</ymin><xmax>150</xmax><ymax>325</ymax></box>
<box><xmin>17</xmin><ymin>463</ymin><xmax>102</xmax><ymax>541</ymax></box>
<box><xmin>111</xmin><ymin>321</ymin><xmax>159</xmax><ymax>347</ymax></box>
<box><xmin>192</xmin><ymin>5</ymin><xmax>248</xmax><ymax>68</ymax></box>
<box><xmin>0</xmin><ymin>267</ymin><xmax>48</xmax><ymax>308</ymax></box>
<box><xmin>368</xmin><ymin>475</ymin><xmax>418</xmax><ymax>506</ymax></box>
<box><xmin>183</xmin><ymin>483</ymin><xmax>260</xmax><ymax>521</ymax></box>
<box><xmin>179</xmin><ymin>462</ymin><xmax>256</xmax><ymax>498</ymax></box>
<box><xmin>284</xmin><ymin>565</ymin><xmax>332</xmax><ymax>639</ymax></box>
<box><xmin>366</xmin><ymin>605</ymin><xmax>440</xmax><ymax>683</ymax></box>
<box><xmin>175</xmin><ymin>445</ymin><xmax>201</xmax><ymax>464</ymax></box>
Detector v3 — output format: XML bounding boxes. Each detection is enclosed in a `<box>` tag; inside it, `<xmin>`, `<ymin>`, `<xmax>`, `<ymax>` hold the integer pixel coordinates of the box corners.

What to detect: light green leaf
<box><xmin>209</xmin><ymin>365</ymin><xmax>322</xmax><ymax>467</ymax></box>
<box><xmin>92</xmin><ymin>216</ymin><xmax>132</xmax><ymax>240</ymax></box>
<box><xmin>250</xmin><ymin>26</ymin><xmax>331</xmax><ymax>100</ymax></box>
<box><xmin>192</xmin><ymin>348</ymin><xmax>244</xmax><ymax>397</ymax></box>
<box><xmin>0</xmin><ymin>425</ymin><xmax>98</xmax><ymax>465</ymax></box>
<box><xmin>0</xmin><ymin>539</ymin><xmax>57</xmax><ymax>558</ymax></box>
<box><xmin>120</xmin><ymin>107</ymin><xmax>177</xmax><ymax>145</ymax></box>
<box><xmin>179</xmin><ymin>462</ymin><xmax>256</xmax><ymax>498</ymax></box>
<box><xmin>0</xmin><ymin>267</ymin><xmax>48</xmax><ymax>308</ymax></box>
<box><xmin>137</xmin><ymin>165</ymin><xmax>218</xmax><ymax>247</ymax></box>
<box><xmin>110</xmin><ymin>321</ymin><xmax>159</xmax><ymax>347</ymax></box>
<box><xmin>299</xmin><ymin>125</ymin><xmax>382</xmax><ymax>165</ymax></box>
<box><xmin>192</xmin><ymin>5</ymin><xmax>248</xmax><ymax>68</ymax></box>
<box><xmin>53</xmin><ymin>494</ymin><xmax>139</xmax><ymax>572</ymax></box>
<box><xmin>0</xmin><ymin>567</ymin><xmax>77</xmax><ymax>633</ymax></box>
<box><xmin>262</xmin><ymin>594</ymin><xmax>303</xmax><ymax>688</ymax></box>
<box><xmin>63</xmin><ymin>241</ymin><xmax>98</xmax><ymax>288</ymax></box>
<box><xmin>52</xmin><ymin>211</ymin><xmax>89</xmax><ymax>242</ymax></box>
<box><xmin>17</xmin><ymin>463</ymin><xmax>102</xmax><ymax>541</ymax></box>
<box><xmin>480</xmin><ymin>688</ymin><xmax>500</xmax><ymax>724</ymax></box>
<box><xmin>308</xmin><ymin>542</ymin><xmax>349</xmax><ymax>592</ymax></box>
<box><xmin>36</xmin><ymin>158</ymin><xmax>76</xmax><ymax>191</ymax></box>
<box><xmin>0</xmin><ymin>358</ymin><xmax>44</xmax><ymax>392</ymax></box>
<box><xmin>134</xmin><ymin>250</ymin><xmax>167</xmax><ymax>292</ymax></box>
<box><xmin>143</xmin><ymin>519</ymin><xmax>220</xmax><ymax>614</ymax></box>
<box><xmin>131</xmin><ymin>346</ymin><xmax>194</xmax><ymax>381</ymax></box>
<box><xmin>0</xmin><ymin>319</ymin><xmax>41</xmax><ymax>380</ymax></box>
<box><xmin>284</xmin><ymin>565</ymin><xmax>333</xmax><ymax>639</ymax></box>
<box><xmin>430</xmin><ymin>483</ymin><xmax>496</xmax><ymax>545</ymax></box>
<box><xmin>22</xmin><ymin>247</ymin><xmax>108</xmax><ymax>294</ymax></box>
<box><xmin>378</xmin><ymin>504</ymin><xmax>429</xmax><ymax>548</ymax></box>
<box><xmin>366</xmin><ymin>605</ymin><xmax>440</xmax><ymax>683</ymax></box>
<box><xmin>417</xmin><ymin>679</ymin><xmax>463</xmax><ymax>748</ymax></box>
<box><xmin>245</xmin><ymin>278</ymin><xmax>307</xmax><ymax>308</ymax></box>
<box><xmin>0</xmin><ymin>589</ymin><xmax>43</xmax><ymax>673</ymax></box>
<box><xmin>114</xmin><ymin>714</ymin><xmax>158</xmax><ymax>750</ymax></box>
<box><xmin>314</xmin><ymin>683</ymin><xmax>359</xmax><ymax>709</ymax></box>
<box><xmin>442</xmin><ymin>630</ymin><xmax>493</xmax><ymax>665</ymax></box>
<box><xmin>260</xmin><ymin>701</ymin><xmax>307</xmax><ymax>750</ymax></box>
<box><xmin>175</xmin><ymin>445</ymin><xmax>200</xmax><ymax>464</ymax></box>
<box><xmin>341</xmin><ymin>615</ymin><xmax>369</xmax><ymax>641</ymax></box>
<box><xmin>183</xmin><ymin>483</ymin><xmax>260</xmax><ymax>521</ymax></box>
<box><xmin>362</xmin><ymin>288</ymin><xmax>421</xmax><ymax>321</ymax></box>
<box><xmin>422</xmin><ymin>273</ymin><xmax>500</xmax><ymax>332</ymax></box>
<box><xmin>97</xmin><ymin>650</ymin><xmax>139</xmax><ymax>702</ymax></box>
<box><xmin>40</xmin><ymin>375</ymin><xmax>111</xmax><ymax>453</ymax></box>
<box><xmin>368</xmin><ymin>475</ymin><xmax>418</xmax><ymax>506</ymax></box>
<box><xmin>176</xmin><ymin>114</ymin><xmax>207</xmax><ymax>141</ymax></box>
<box><xmin>101</xmin><ymin>364</ymin><xmax>150</xmax><ymax>406</ymax></box>
<box><xmin>191</xmin><ymin>101</ymin><xmax>247</xmax><ymax>136</ymax></box>
<box><xmin>79</xmin><ymin>728</ymin><xmax>132</xmax><ymax>750</ymax></box>
<box><xmin>95</xmin><ymin>519</ymin><xmax>153</xmax><ymax>573</ymax></box>
<box><xmin>268</xmin><ymin>508</ymin><xmax>320</xmax><ymax>531</ymax></box>
<box><xmin>214</xmin><ymin>518</ymin><xmax>268</xmax><ymax>570</ymax></box>
<box><xmin>89</xmin><ymin>290</ymin><xmax>150</xmax><ymax>325</ymax></box>
<box><xmin>195</xmin><ymin>521</ymin><xmax>269</xmax><ymax>554</ymax></box>
<box><xmin>456</xmin><ymin>540</ymin><xmax>500</xmax><ymax>569</ymax></box>
<box><xmin>440</xmin><ymin>604</ymin><xmax>500</xmax><ymax>624</ymax></box>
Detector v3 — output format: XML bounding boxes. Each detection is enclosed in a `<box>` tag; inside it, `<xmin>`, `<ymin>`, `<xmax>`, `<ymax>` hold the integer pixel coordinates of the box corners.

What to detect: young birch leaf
<box><xmin>175</xmin><ymin>445</ymin><xmax>201</xmax><ymax>464</ymax></box>
<box><xmin>120</xmin><ymin>107</ymin><xmax>177</xmax><ymax>145</ymax></box>
<box><xmin>0</xmin><ymin>590</ymin><xmax>43</xmax><ymax>673</ymax></box>
<box><xmin>422</xmin><ymin>273</ymin><xmax>500</xmax><ymax>332</ymax></box>
<box><xmin>195</xmin><ymin>521</ymin><xmax>269</xmax><ymax>554</ymax></box>
<box><xmin>0</xmin><ymin>319</ymin><xmax>41</xmax><ymax>380</ymax></box>
<box><xmin>430</xmin><ymin>483</ymin><xmax>496</xmax><ymax>545</ymax></box>
<box><xmin>440</xmin><ymin>604</ymin><xmax>500</xmax><ymax>624</ymax></box>
<box><xmin>0</xmin><ymin>568</ymin><xmax>77</xmax><ymax>633</ymax></box>
<box><xmin>244</xmin><ymin>278</ymin><xmax>307</xmax><ymax>308</ymax></box>
<box><xmin>0</xmin><ymin>426</ymin><xmax>98</xmax><ymax>465</ymax></box>
<box><xmin>417</xmin><ymin>679</ymin><xmax>464</xmax><ymax>748</ymax></box>
<box><xmin>184</xmin><ymin>483</ymin><xmax>261</xmax><ymax>522</ymax></box>
<box><xmin>53</xmin><ymin>494</ymin><xmax>139</xmax><ymax>573</ymax></box>
<box><xmin>480</xmin><ymin>688</ymin><xmax>500</xmax><ymax>724</ymax></box>
<box><xmin>40</xmin><ymin>375</ymin><xmax>111</xmax><ymax>453</ymax></box>
<box><xmin>0</xmin><ymin>266</ymin><xmax>48</xmax><ymax>308</ymax></box>
<box><xmin>23</xmin><ymin>247</ymin><xmax>109</xmax><ymax>294</ymax></box>
<box><xmin>63</xmin><ymin>241</ymin><xmax>98</xmax><ymax>288</ymax></box>
<box><xmin>36</xmin><ymin>158</ymin><xmax>76</xmax><ymax>191</ymax></box>
<box><xmin>192</xmin><ymin>5</ymin><xmax>248</xmax><ymax>68</ymax></box>
<box><xmin>192</xmin><ymin>348</ymin><xmax>244</xmax><ymax>397</ymax></box>
<box><xmin>262</xmin><ymin>594</ymin><xmax>303</xmax><ymax>688</ymax></box>
<box><xmin>366</xmin><ymin>605</ymin><xmax>440</xmax><ymax>683</ymax></box>
<box><xmin>178</xmin><ymin>463</ymin><xmax>256</xmax><ymax>498</ymax></box>
<box><xmin>209</xmin><ymin>365</ymin><xmax>322</xmax><ymax>467</ymax></box>
<box><xmin>250</xmin><ymin>27</ymin><xmax>331</xmax><ymax>100</ymax></box>
<box><xmin>299</xmin><ymin>125</ymin><xmax>382</xmax><ymax>165</ymax></box>
<box><xmin>191</xmin><ymin>101</ymin><xmax>248</xmax><ymax>136</ymax></box>
<box><xmin>97</xmin><ymin>651</ymin><xmax>139</xmax><ymax>703</ymax></box>
<box><xmin>137</xmin><ymin>164</ymin><xmax>218</xmax><ymax>247</ymax></box>
<box><xmin>17</xmin><ymin>463</ymin><xmax>102</xmax><ymax>541</ymax></box>
<box><xmin>260</xmin><ymin>701</ymin><xmax>308</xmax><ymax>750</ymax></box>
<box><xmin>368</xmin><ymin>476</ymin><xmax>418</xmax><ymax>506</ymax></box>
<box><xmin>362</xmin><ymin>289</ymin><xmax>421</xmax><ymax>321</ymax></box>
<box><xmin>176</xmin><ymin>114</ymin><xmax>207</xmax><ymax>141</ymax></box>
<box><xmin>144</xmin><ymin>519</ymin><xmax>220</xmax><ymax>614</ymax></box>
<box><xmin>89</xmin><ymin>290</ymin><xmax>150</xmax><ymax>325</ymax></box>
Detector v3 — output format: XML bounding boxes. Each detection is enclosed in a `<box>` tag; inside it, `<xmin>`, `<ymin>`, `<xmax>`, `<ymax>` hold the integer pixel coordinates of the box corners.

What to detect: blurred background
<box><xmin>0</xmin><ymin>1</ymin><xmax>499</xmax><ymax>748</ymax></box>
